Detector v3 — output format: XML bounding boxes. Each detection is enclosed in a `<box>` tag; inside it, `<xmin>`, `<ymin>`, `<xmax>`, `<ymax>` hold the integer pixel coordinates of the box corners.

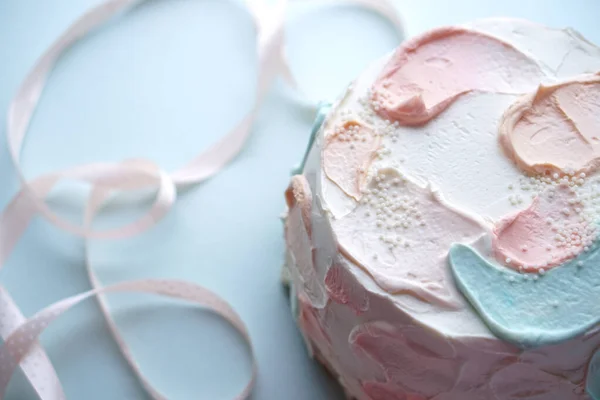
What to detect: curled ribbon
<box><xmin>0</xmin><ymin>0</ymin><xmax>404</xmax><ymax>398</ymax></box>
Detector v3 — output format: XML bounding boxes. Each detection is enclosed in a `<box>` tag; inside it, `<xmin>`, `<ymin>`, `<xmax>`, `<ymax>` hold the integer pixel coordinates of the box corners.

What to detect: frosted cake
<box><xmin>282</xmin><ymin>18</ymin><xmax>600</xmax><ymax>400</ymax></box>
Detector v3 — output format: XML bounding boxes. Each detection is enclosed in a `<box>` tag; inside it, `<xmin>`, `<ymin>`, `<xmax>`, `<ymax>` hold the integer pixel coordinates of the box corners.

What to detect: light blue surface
<box><xmin>1</xmin><ymin>0</ymin><xmax>599</xmax><ymax>399</ymax></box>
<box><xmin>449</xmin><ymin>243</ymin><xmax>600</xmax><ymax>348</ymax></box>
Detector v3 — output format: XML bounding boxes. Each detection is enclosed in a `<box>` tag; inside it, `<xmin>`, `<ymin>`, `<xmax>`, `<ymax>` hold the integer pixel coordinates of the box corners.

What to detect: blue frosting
<box><xmin>589</xmin><ymin>348</ymin><xmax>600</xmax><ymax>400</ymax></box>
<box><xmin>291</xmin><ymin>102</ymin><xmax>332</xmax><ymax>175</ymax></box>
<box><xmin>449</xmin><ymin>242</ymin><xmax>600</xmax><ymax>349</ymax></box>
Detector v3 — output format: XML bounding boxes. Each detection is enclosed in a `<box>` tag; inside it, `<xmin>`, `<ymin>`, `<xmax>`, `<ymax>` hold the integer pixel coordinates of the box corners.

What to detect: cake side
<box><xmin>284</xmin><ymin>18</ymin><xmax>600</xmax><ymax>400</ymax></box>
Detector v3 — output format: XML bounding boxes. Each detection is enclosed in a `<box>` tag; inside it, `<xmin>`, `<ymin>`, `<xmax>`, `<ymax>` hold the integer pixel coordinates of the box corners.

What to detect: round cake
<box><xmin>282</xmin><ymin>18</ymin><xmax>600</xmax><ymax>400</ymax></box>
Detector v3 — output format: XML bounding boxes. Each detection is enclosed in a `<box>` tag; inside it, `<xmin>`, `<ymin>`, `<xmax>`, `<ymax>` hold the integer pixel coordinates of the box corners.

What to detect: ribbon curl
<box><xmin>0</xmin><ymin>0</ymin><xmax>404</xmax><ymax>399</ymax></box>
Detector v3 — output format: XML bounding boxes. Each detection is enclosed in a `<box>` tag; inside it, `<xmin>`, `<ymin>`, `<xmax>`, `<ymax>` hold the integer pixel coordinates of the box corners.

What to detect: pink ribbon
<box><xmin>0</xmin><ymin>0</ymin><xmax>404</xmax><ymax>398</ymax></box>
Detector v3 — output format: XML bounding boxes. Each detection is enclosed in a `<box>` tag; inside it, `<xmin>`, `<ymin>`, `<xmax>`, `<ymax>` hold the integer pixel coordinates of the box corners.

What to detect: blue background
<box><xmin>0</xmin><ymin>0</ymin><xmax>599</xmax><ymax>398</ymax></box>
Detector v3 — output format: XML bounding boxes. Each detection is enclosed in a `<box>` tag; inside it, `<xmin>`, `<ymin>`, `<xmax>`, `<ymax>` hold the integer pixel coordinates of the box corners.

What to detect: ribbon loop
<box><xmin>0</xmin><ymin>0</ymin><xmax>404</xmax><ymax>398</ymax></box>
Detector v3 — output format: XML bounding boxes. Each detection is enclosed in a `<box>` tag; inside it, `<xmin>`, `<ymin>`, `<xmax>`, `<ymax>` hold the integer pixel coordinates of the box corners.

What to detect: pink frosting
<box><xmin>492</xmin><ymin>184</ymin><xmax>595</xmax><ymax>271</ymax></box>
<box><xmin>362</xmin><ymin>380</ymin><xmax>426</xmax><ymax>400</ymax></box>
<box><xmin>325</xmin><ymin>258</ymin><xmax>370</xmax><ymax>315</ymax></box>
<box><xmin>351</xmin><ymin>322</ymin><xmax>460</xmax><ymax>398</ymax></box>
<box><xmin>298</xmin><ymin>294</ymin><xmax>331</xmax><ymax>348</ymax></box>
<box><xmin>371</xmin><ymin>27</ymin><xmax>544</xmax><ymax>125</ymax></box>
<box><xmin>499</xmin><ymin>74</ymin><xmax>600</xmax><ymax>174</ymax></box>
<box><xmin>323</xmin><ymin>121</ymin><xmax>381</xmax><ymax>199</ymax></box>
<box><xmin>490</xmin><ymin>363</ymin><xmax>583</xmax><ymax>400</ymax></box>
<box><xmin>291</xmin><ymin>263</ymin><xmax>598</xmax><ymax>400</ymax></box>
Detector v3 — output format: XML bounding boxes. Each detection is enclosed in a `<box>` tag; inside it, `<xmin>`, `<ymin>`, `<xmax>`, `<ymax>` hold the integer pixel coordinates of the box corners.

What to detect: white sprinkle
<box><xmin>505</xmin><ymin>258</ymin><xmax>512</xmax><ymax>264</ymax></box>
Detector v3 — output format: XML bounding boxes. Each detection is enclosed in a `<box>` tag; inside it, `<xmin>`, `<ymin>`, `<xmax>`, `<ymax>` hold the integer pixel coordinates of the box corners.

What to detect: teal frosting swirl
<box><xmin>291</xmin><ymin>102</ymin><xmax>332</xmax><ymax>175</ymax></box>
<box><xmin>449</xmin><ymin>242</ymin><xmax>600</xmax><ymax>349</ymax></box>
<box><xmin>449</xmin><ymin>240</ymin><xmax>600</xmax><ymax>397</ymax></box>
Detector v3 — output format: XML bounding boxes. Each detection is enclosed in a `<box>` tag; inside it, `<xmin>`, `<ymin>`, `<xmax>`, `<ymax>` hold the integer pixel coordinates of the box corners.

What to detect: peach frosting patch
<box><xmin>371</xmin><ymin>27</ymin><xmax>544</xmax><ymax>125</ymax></box>
<box><xmin>323</xmin><ymin>120</ymin><xmax>381</xmax><ymax>199</ymax></box>
<box><xmin>499</xmin><ymin>74</ymin><xmax>600</xmax><ymax>175</ymax></box>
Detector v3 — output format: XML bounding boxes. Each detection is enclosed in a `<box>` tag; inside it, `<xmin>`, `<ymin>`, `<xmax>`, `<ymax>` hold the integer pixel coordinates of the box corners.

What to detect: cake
<box><xmin>282</xmin><ymin>18</ymin><xmax>600</xmax><ymax>400</ymax></box>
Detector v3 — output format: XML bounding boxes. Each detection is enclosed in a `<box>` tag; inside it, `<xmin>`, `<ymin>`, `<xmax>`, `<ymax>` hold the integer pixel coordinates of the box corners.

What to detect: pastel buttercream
<box><xmin>499</xmin><ymin>74</ymin><xmax>600</xmax><ymax>175</ymax></box>
<box><xmin>372</xmin><ymin>27</ymin><xmax>545</xmax><ymax>125</ymax></box>
<box><xmin>285</xmin><ymin>175</ymin><xmax>328</xmax><ymax>308</ymax></box>
<box><xmin>323</xmin><ymin>121</ymin><xmax>381</xmax><ymax>199</ymax></box>
<box><xmin>283</xmin><ymin>18</ymin><xmax>600</xmax><ymax>400</ymax></box>
<box><xmin>350</xmin><ymin>321</ymin><xmax>459</xmax><ymax>397</ymax></box>
<box><xmin>331</xmin><ymin>168</ymin><xmax>487</xmax><ymax>308</ymax></box>
<box><xmin>492</xmin><ymin>184</ymin><xmax>597</xmax><ymax>271</ymax></box>
<box><xmin>449</xmin><ymin>242</ymin><xmax>600</xmax><ymax>348</ymax></box>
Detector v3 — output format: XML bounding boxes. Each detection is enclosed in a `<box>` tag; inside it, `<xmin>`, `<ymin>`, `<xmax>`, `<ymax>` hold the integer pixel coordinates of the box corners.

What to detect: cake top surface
<box><xmin>301</xmin><ymin>18</ymin><xmax>600</xmax><ymax>344</ymax></box>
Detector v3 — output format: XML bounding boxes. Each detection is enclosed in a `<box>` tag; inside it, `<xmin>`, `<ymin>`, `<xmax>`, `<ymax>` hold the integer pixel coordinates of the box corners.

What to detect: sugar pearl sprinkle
<box><xmin>333</xmin><ymin>122</ymin><xmax>370</xmax><ymax>143</ymax></box>
<box><xmin>507</xmin><ymin>170</ymin><xmax>598</xmax><ymax>210</ymax></box>
<box><xmin>505</xmin><ymin>169</ymin><xmax>600</xmax><ymax>275</ymax></box>
<box><xmin>361</xmin><ymin>171</ymin><xmax>424</xmax><ymax>250</ymax></box>
<box><xmin>508</xmin><ymin>171</ymin><xmax>600</xmax><ymax>228</ymax></box>
<box><xmin>351</xmin><ymin>89</ymin><xmax>403</xmax><ymax>147</ymax></box>
<box><xmin>342</xmin><ymin>90</ymin><xmax>600</xmax><ymax>271</ymax></box>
